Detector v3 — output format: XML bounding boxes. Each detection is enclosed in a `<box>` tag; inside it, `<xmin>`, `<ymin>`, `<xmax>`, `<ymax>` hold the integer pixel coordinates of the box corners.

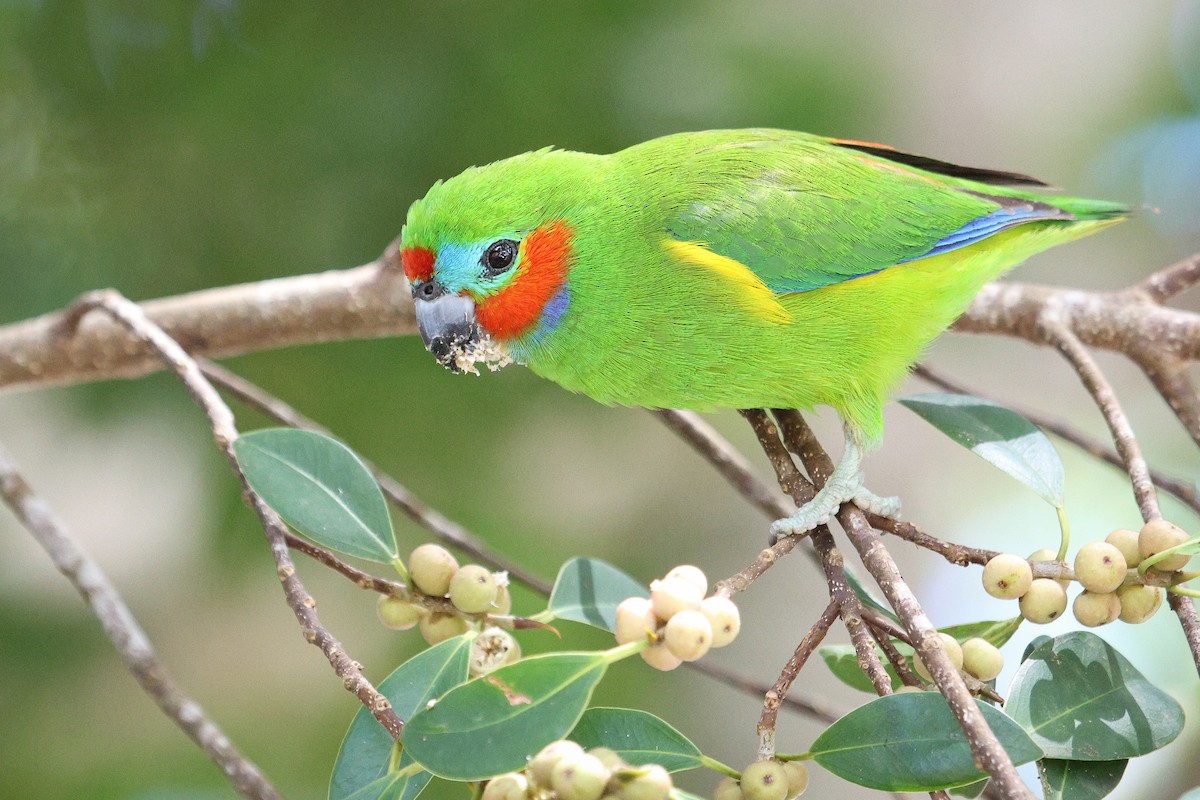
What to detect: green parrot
<box><xmin>399</xmin><ymin>129</ymin><xmax>1125</xmax><ymax>537</ymax></box>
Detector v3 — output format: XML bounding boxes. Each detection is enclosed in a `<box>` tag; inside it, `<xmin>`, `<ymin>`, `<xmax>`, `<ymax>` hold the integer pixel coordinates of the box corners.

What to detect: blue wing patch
<box><xmin>899</xmin><ymin>201</ymin><xmax>1073</xmax><ymax>263</ymax></box>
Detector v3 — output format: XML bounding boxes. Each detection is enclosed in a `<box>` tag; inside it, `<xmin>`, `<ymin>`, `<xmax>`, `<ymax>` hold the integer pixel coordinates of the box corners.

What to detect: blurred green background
<box><xmin>2</xmin><ymin>2</ymin><xmax>1200</xmax><ymax>798</ymax></box>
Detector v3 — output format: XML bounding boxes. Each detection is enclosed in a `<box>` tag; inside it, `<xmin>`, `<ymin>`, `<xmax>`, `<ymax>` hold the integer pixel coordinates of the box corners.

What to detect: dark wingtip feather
<box><xmin>832</xmin><ymin>139</ymin><xmax>1050</xmax><ymax>187</ymax></box>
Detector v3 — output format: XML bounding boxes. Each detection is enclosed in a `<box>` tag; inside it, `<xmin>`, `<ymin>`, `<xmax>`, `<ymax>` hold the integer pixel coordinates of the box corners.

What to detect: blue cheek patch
<box><xmin>529</xmin><ymin>286</ymin><xmax>570</xmax><ymax>343</ymax></box>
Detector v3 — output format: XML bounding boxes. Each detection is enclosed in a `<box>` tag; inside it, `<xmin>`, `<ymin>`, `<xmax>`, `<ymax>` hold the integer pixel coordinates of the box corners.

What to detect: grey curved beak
<box><xmin>414</xmin><ymin>286</ymin><xmax>481</xmax><ymax>373</ymax></box>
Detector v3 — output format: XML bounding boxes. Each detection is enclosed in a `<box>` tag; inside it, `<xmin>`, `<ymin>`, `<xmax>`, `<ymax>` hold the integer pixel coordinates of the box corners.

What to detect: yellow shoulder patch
<box><xmin>663</xmin><ymin>239</ymin><xmax>790</xmax><ymax>323</ymax></box>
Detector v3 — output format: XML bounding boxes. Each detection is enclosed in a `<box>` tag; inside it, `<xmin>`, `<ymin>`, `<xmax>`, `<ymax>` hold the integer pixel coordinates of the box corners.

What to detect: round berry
<box><xmin>982</xmin><ymin>554</ymin><xmax>1033</xmax><ymax>599</ymax></box>
<box><xmin>913</xmin><ymin>632</ymin><xmax>963</xmax><ymax>682</ymax></box>
<box><xmin>1117</xmin><ymin>583</ymin><xmax>1164</xmax><ymax>624</ymax></box>
<box><xmin>1073</xmin><ymin>590</ymin><xmax>1121</xmax><ymax>627</ymax></box>
<box><xmin>418</xmin><ymin>611</ymin><xmax>470</xmax><ymax>645</ymax></box>
<box><xmin>615</xmin><ymin>597</ymin><xmax>658</xmax><ymax>645</ymax></box>
<box><xmin>664</xmin><ymin>609</ymin><xmax>714</xmax><ymax>662</ymax></box>
<box><xmin>1104</xmin><ymin>529</ymin><xmax>1142</xmax><ymax>568</ymax></box>
<box><xmin>529</xmin><ymin>740</ymin><xmax>584</xmax><ymax>788</ymax></box>
<box><xmin>1139</xmin><ymin>519</ymin><xmax>1192</xmax><ymax>572</ymax></box>
<box><xmin>552</xmin><ymin>752</ymin><xmax>610</xmax><ymax>800</ymax></box>
<box><xmin>483</xmin><ymin>772</ymin><xmax>529</xmax><ymax>800</ymax></box>
<box><xmin>1074</xmin><ymin>542</ymin><xmax>1128</xmax><ymax>594</ymax></box>
<box><xmin>700</xmin><ymin>595</ymin><xmax>741</xmax><ymax>648</ymax></box>
<box><xmin>1019</xmin><ymin>578</ymin><xmax>1068</xmax><ymax>624</ymax></box>
<box><xmin>713</xmin><ymin>777</ymin><xmax>743</xmax><ymax>800</ymax></box>
<box><xmin>782</xmin><ymin>762</ymin><xmax>809</xmax><ymax>800</ymax></box>
<box><xmin>740</xmin><ymin>761</ymin><xmax>788</xmax><ymax>800</ymax></box>
<box><xmin>664</xmin><ymin>564</ymin><xmax>708</xmax><ymax>596</ymax></box>
<box><xmin>449</xmin><ymin>564</ymin><xmax>499</xmax><ymax>614</ymax></box>
<box><xmin>650</xmin><ymin>577</ymin><xmax>703</xmax><ymax>620</ymax></box>
<box><xmin>616</xmin><ymin>764</ymin><xmax>672</xmax><ymax>800</ymax></box>
<box><xmin>960</xmin><ymin>637</ymin><xmax>1004</xmax><ymax>681</ymax></box>
<box><xmin>640</xmin><ymin>640</ymin><xmax>682</xmax><ymax>671</ymax></box>
<box><xmin>408</xmin><ymin>544</ymin><xmax>459</xmax><ymax>596</ymax></box>
<box><xmin>376</xmin><ymin>595</ymin><xmax>425</xmax><ymax>630</ymax></box>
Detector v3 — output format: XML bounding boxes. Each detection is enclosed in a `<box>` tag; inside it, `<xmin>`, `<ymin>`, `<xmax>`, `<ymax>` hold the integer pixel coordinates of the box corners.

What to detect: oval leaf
<box><xmin>900</xmin><ymin>393</ymin><xmax>1064</xmax><ymax>505</ymax></box>
<box><xmin>330</xmin><ymin>637</ymin><xmax>472</xmax><ymax>800</ymax></box>
<box><xmin>570</xmin><ymin>707</ymin><xmax>702</xmax><ymax>772</ymax></box>
<box><xmin>549</xmin><ymin>557</ymin><xmax>648</xmax><ymax>632</ymax></box>
<box><xmin>819</xmin><ymin>645</ymin><xmax>901</xmax><ymax>693</ymax></box>
<box><xmin>1006</xmin><ymin>631</ymin><xmax>1184</xmax><ymax>760</ymax></box>
<box><xmin>1038</xmin><ymin>758</ymin><xmax>1127</xmax><ymax>800</ymax></box>
<box><xmin>811</xmin><ymin>692</ymin><xmax>1042</xmax><ymax>791</ymax></box>
<box><xmin>404</xmin><ymin>651</ymin><xmax>609</xmax><ymax>780</ymax></box>
<box><xmin>234</xmin><ymin>428</ymin><xmax>397</xmax><ymax>561</ymax></box>
<box><xmin>941</xmin><ymin>617</ymin><xmax>1024</xmax><ymax>649</ymax></box>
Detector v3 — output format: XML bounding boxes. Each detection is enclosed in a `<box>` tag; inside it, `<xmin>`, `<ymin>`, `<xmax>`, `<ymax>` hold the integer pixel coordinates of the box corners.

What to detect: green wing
<box><xmin>636</xmin><ymin>130</ymin><xmax>1079</xmax><ymax>294</ymax></box>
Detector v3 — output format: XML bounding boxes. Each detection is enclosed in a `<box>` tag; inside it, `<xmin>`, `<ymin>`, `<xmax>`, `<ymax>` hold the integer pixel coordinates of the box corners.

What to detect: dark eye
<box><xmin>482</xmin><ymin>239</ymin><xmax>519</xmax><ymax>275</ymax></box>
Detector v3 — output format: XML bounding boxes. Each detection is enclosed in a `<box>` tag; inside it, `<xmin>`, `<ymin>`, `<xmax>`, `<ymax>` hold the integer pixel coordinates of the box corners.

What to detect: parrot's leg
<box><xmin>769</xmin><ymin>428</ymin><xmax>901</xmax><ymax>539</ymax></box>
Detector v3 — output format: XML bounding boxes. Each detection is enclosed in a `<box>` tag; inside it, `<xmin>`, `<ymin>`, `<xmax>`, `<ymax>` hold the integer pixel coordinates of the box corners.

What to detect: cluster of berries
<box><xmin>615</xmin><ymin>565</ymin><xmax>741</xmax><ymax>671</ymax></box>
<box><xmin>483</xmin><ymin>741</ymin><xmax>673</xmax><ymax>800</ymax></box>
<box><xmin>376</xmin><ymin>543</ymin><xmax>511</xmax><ymax>645</ymax></box>
<box><xmin>982</xmin><ymin>519</ymin><xmax>1190</xmax><ymax>627</ymax></box>
<box><xmin>714</xmin><ymin>760</ymin><xmax>808</xmax><ymax>800</ymax></box>
<box><xmin>911</xmin><ymin>632</ymin><xmax>1005</xmax><ymax>683</ymax></box>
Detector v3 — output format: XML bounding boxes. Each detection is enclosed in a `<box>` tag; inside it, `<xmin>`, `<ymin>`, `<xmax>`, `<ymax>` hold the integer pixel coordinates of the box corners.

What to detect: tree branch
<box><xmin>0</xmin><ymin>258</ymin><xmax>413</xmax><ymax>392</ymax></box>
<box><xmin>1137</xmin><ymin>251</ymin><xmax>1200</xmax><ymax>304</ymax></box>
<box><xmin>0</xmin><ymin>442</ymin><xmax>280</xmax><ymax>800</ymax></box>
<box><xmin>56</xmin><ymin>290</ymin><xmax>405</xmax><ymax>739</ymax></box>
<box><xmin>756</xmin><ymin>601</ymin><xmax>839</xmax><ymax>759</ymax></box>
<box><xmin>1130</xmin><ymin>349</ymin><xmax>1200</xmax><ymax>450</ymax></box>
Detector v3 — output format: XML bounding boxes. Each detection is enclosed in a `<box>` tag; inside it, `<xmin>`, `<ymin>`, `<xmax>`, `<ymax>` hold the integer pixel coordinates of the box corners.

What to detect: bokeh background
<box><xmin>3</xmin><ymin>2</ymin><xmax>1200</xmax><ymax>798</ymax></box>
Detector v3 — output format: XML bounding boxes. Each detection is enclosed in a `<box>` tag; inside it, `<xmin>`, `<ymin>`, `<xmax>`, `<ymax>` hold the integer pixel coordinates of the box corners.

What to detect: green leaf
<box><xmin>235</xmin><ymin>428</ymin><xmax>397</xmax><ymax>562</ymax></box>
<box><xmin>570</xmin><ymin>707</ymin><xmax>702</xmax><ymax>772</ymax></box>
<box><xmin>1039</xmin><ymin>758</ymin><xmax>1127</xmax><ymax>800</ymax></box>
<box><xmin>810</xmin><ymin>693</ymin><xmax>1042</xmax><ymax>791</ymax></box>
<box><xmin>940</xmin><ymin>617</ymin><xmax>1024</xmax><ymax>649</ymax></box>
<box><xmin>404</xmin><ymin>651</ymin><xmax>609</xmax><ymax>780</ymax></box>
<box><xmin>549</xmin><ymin>557</ymin><xmax>648</xmax><ymax>632</ymax></box>
<box><xmin>330</xmin><ymin>637</ymin><xmax>472</xmax><ymax>800</ymax></box>
<box><xmin>950</xmin><ymin>779</ymin><xmax>988</xmax><ymax>798</ymax></box>
<box><xmin>900</xmin><ymin>393</ymin><xmax>1065</xmax><ymax>505</ymax></box>
<box><xmin>818</xmin><ymin>645</ymin><xmax>901</xmax><ymax>693</ymax></box>
<box><xmin>1006</xmin><ymin>631</ymin><xmax>1184</xmax><ymax>760</ymax></box>
<box><xmin>1180</xmin><ymin>788</ymin><xmax>1200</xmax><ymax>800</ymax></box>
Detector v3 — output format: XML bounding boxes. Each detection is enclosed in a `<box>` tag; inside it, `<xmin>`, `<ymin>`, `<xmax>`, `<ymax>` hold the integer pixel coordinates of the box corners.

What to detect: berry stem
<box><xmin>772</xmin><ymin>752</ymin><xmax>813</xmax><ymax>762</ymax></box>
<box><xmin>698</xmin><ymin>755</ymin><xmax>741</xmax><ymax>778</ymax></box>
<box><xmin>1054</xmin><ymin>505</ymin><xmax>1071</xmax><ymax>562</ymax></box>
<box><xmin>391</xmin><ymin>556</ymin><xmax>411</xmax><ymax>584</ymax></box>
<box><xmin>1169</xmin><ymin>585</ymin><xmax>1200</xmax><ymax>598</ymax></box>
<box><xmin>601</xmin><ymin>638</ymin><xmax>650</xmax><ymax>664</ymax></box>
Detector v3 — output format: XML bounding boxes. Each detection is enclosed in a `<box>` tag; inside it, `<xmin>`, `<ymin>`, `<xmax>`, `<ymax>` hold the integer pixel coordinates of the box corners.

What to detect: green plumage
<box><xmin>402</xmin><ymin>129</ymin><xmax>1125</xmax><ymax>445</ymax></box>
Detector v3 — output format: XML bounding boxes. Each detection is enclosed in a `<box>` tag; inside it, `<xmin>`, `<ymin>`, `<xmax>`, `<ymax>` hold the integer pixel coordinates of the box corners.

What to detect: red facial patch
<box><xmin>401</xmin><ymin>246</ymin><xmax>436</xmax><ymax>283</ymax></box>
<box><xmin>475</xmin><ymin>222</ymin><xmax>574</xmax><ymax>341</ymax></box>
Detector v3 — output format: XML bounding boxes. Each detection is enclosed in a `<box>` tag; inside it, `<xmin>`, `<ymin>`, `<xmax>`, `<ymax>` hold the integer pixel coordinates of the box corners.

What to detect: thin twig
<box><xmin>285</xmin><ymin>532</ymin><xmax>405</xmax><ymax>595</ymax></box>
<box><xmin>757</xmin><ymin>601</ymin><xmax>839</xmax><ymax>759</ymax></box>
<box><xmin>740</xmin><ymin>410</ymin><xmax>892</xmax><ymax>695</ymax></box>
<box><xmin>201</xmin><ymin>360</ymin><xmax>552</xmax><ymax>595</ymax></box>
<box><xmin>56</xmin><ymin>290</ymin><xmax>405</xmax><ymax>739</ymax></box>
<box><xmin>1039</xmin><ymin>312</ymin><xmax>1162</xmax><ymax>523</ymax></box>
<box><xmin>872</xmin><ymin>515</ymin><xmax>999</xmax><ymax>567</ymax></box>
<box><xmin>1168</xmin><ymin>594</ymin><xmax>1200</xmax><ymax>678</ymax></box>
<box><xmin>771</xmin><ymin>410</ymin><xmax>1031</xmax><ymax>799</ymax></box>
<box><xmin>915</xmin><ymin>364</ymin><xmax>1200</xmax><ymax>516</ymax></box>
<box><xmin>1137</xmin><ymin>251</ymin><xmax>1200</xmax><ymax>303</ymax></box>
<box><xmin>865</xmin><ymin>622</ymin><xmax>920</xmax><ymax>688</ymax></box>
<box><xmin>0</xmin><ymin>442</ymin><xmax>281</xmax><ymax>800</ymax></box>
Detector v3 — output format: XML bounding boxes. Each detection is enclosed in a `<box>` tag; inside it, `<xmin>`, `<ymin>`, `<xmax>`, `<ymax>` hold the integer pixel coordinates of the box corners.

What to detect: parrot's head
<box><xmin>399</xmin><ymin>149</ymin><xmax>591</xmax><ymax>374</ymax></box>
